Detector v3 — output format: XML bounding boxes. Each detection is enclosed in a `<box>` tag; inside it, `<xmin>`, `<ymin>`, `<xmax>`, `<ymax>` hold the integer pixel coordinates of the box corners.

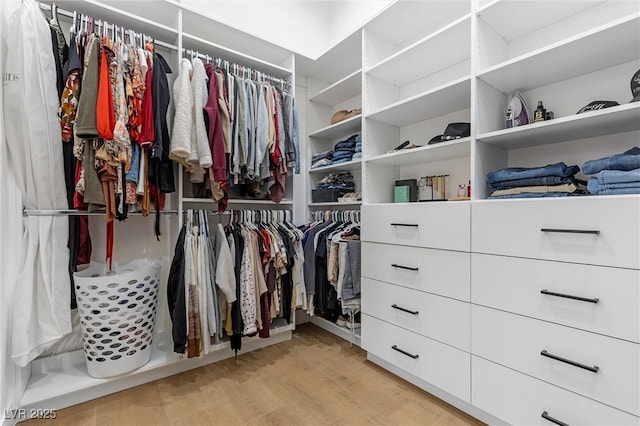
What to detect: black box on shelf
<box><xmin>312</xmin><ymin>188</ymin><xmax>350</xmax><ymax>203</ymax></box>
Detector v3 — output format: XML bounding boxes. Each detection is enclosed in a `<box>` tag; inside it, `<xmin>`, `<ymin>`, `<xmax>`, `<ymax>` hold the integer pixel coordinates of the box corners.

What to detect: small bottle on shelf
<box><xmin>534</xmin><ymin>101</ymin><xmax>546</xmax><ymax>123</ymax></box>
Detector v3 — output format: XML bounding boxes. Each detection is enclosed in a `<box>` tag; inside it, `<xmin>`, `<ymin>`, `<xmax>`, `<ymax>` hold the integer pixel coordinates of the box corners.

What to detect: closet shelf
<box><xmin>309</xmin><ymin>69</ymin><xmax>362</xmax><ymax>106</ymax></box>
<box><xmin>477</xmin><ymin>13</ymin><xmax>640</xmax><ymax>93</ymax></box>
<box><xmin>366</xmin><ymin>76</ymin><xmax>471</xmax><ymax>127</ymax></box>
<box><xmin>365</xmin><ymin>1</ymin><xmax>470</xmax><ymax>50</ymax></box>
<box><xmin>182</xmin><ymin>32</ymin><xmax>292</xmax><ymax>78</ymax></box>
<box><xmin>309</xmin><ymin>115</ymin><xmax>361</xmax><ymax>140</ymax></box>
<box><xmin>477</xmin><ymin>0</ymin><xmax>603</xmax><ymax>41</ymax></box>
<box><xmin>309</xmin><ymin>159</ymin><xmax>362</xmax><ymax>173</ymax></box>
<box><xmin>366</xmin><ymin>138</ymin><xmax>470</xmax><ymax>167</ymax></box>
<box><xmin>309</xmin><ymin>201</ymin><xmax>362</xmax><ymax>207</ymax></box>
<box><xmin>182</xmin><ymin>198</ymin><xmax>294</xmax><ymax>206</ymax></box>
<box><xmin>20</xmin><ymin>324</ymin><xmax>294</xmax><ymax>412</ymax></box>
<box><xmin>477</xmin><ymin>102</ymin><xmax>640</xmax><ymax>150</ymax></box>
<box><xmin>366</xmin><ymin>14</ymin><xmax>471</xmax><ymax>86</ymax></box>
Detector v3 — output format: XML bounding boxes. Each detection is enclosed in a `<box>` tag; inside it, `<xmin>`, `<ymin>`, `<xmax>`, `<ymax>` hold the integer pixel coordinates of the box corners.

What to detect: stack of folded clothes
<box><xmin>315</xmin><ymin>171</ymin><xmax>356</xmax><ymax>192</ymax></box>
<box><xmin>583</xmin><ymin>147</ymin><xmax>640</xmax><ymax>195</ymax></box>
<box><xmin>352</xmin><ymin>135</ymin><xmax>362</xmax><ymax>160</ymax></box>
<box><xmin>311</xmin><ymin>149</ymin><xmax>333</xmax><ymax>169</ymax></box>
<box><xmin>330</xmin><ymin>134</ymin><xmax>359</xmax><ymax>165</ymax></box>
<box><xmin>487</xmin><ymin>162</ymin><xmax>586</xmax><ymax>199</ymax></box>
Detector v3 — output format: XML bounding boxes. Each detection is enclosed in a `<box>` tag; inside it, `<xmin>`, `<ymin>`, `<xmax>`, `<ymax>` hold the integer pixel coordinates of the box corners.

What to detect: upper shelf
<box><xmin>365</xmin><ymin>1</ymin><xmax>470</xmax><ymax>48</ymax></box>
<box><xmin>477</xmin><ymin>102</ymin><xmax>640</xmax><ymax>150</ymax></box>
<box><xmin>477</xmin><ymin>13</ymin><xmax>640</xmax><ymax>94</ymax></box>
<box><xmin>309</xmin><ymin>115</ymin><xmax>361</xmax><ymax>140</ymax></box>
<box><xmin>367</xmin><ymin>15</ymin><xmax>471</xmax><ymax>87</ymax></box>
<box><xmin>309</xmin><ymin>70</ymin><xmax>362</xmax><ymax>106</ymax></box>
<box><xmin>477</xmin><ymin>0</ymin><xmax>604</xmax><ymax>41</ymax></box>
<box><xmin>367</xmin><ymin>138</ymin><xmax>471</xmax><ymax>167</ymax></box>
<box><xmin>183</xmin><ymin>198</ymin><xmax>294</xmax><ymax>206</ymax></box>
<box><xmin>182</xmin><ymin>32</ymin><xmax>292</xmax><ymax>78</ymax></box>
<box><xmin>366</xmin><ymin>77</ymin><xmax>471</xmax><ymax>127</ymax></box>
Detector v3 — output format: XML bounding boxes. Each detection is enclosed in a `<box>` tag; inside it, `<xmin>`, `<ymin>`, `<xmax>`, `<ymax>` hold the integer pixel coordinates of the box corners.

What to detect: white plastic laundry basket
<box><xmin>73</xmin><ymin>258</ymin><xmax>162</xmax><ymax>378</ymax></box>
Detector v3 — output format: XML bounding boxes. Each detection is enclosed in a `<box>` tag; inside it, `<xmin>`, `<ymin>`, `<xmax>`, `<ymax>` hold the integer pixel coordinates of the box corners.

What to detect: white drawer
<box><xmin>472</xmin><ymin>254</ymin><xmax>640</xmax><ymax>343</ymax></box>
<box><xmin>472</xmin><ymin>356</ymin><xmax>640</xmax><ymax>426</ymax></box>
<box><xmin>472</xmin><ymin>197</ymin><xmax>640</xmax><ymax>269</ymax></box>
<box><xmin>472</xmin><ymin>305</ymin><xmax>640</xmax><ymax>416</ymax></box>
<box><xmin>362</xmin><ymin>242</ymin><xmax>470</xmax><ymax>301</ymax></box>
<box><xmin>362</xmin><ymin>314</ymin><xmax>470</xmax><ymax>403</ymax></box>
<box><xmin>362</xmin><ymin>278</ymin><xmax>470</xmax><ymax>351</ymax></box>
<box><xmin>362</xmin><ymin>203</ymin><xmax>470</xmax><ymax>251</ymax></box>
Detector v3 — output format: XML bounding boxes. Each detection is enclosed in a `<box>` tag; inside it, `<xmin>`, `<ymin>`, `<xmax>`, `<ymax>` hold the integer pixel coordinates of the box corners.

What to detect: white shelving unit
<box><xmin>308</xmin><ymin>115</ymin><xmax>361</xmax><ymax>140</ymax></box>
<box><xmin>309</xmin><ymin>159</ymin><xmax>362</xmax><ymax>173</ymax></box>
<box><xmin>309</xmin><ymin>69</ymin><xmax>361</xmax><ymax>106</ymax></box>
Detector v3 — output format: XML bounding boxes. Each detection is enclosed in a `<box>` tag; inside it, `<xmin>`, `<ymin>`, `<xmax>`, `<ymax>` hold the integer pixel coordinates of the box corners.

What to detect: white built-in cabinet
<box><xmin>321</xmin><ymin>0</ymin><xmax>640</xmax><ymax>424</ymax></box>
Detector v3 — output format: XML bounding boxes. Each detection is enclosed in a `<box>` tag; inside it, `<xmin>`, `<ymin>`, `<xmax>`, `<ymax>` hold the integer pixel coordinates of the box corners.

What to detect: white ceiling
<box><xmin>176</xmin><ymin>0</ymin><xmax>393</xmax><ymax>60</ymax></box>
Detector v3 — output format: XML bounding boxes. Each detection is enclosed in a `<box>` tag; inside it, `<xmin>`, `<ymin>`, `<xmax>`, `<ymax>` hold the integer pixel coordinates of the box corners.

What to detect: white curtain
<box><xmin>3</xmin><ymin>0</ymin><xmax>71</xmax><ymax>368</ymax></box>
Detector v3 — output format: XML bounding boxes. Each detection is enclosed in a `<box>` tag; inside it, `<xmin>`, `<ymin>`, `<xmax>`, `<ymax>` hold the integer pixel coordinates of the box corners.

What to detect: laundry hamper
<box><xmin>74</xmin><ymin>258</ymin><xmax>162</xmax><ymax>378</ymax></box>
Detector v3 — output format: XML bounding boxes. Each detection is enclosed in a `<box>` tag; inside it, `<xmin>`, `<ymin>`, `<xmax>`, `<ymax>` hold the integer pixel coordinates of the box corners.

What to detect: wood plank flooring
<box><xmin>22</xmin><ymin>323</ymin><xmax>485</xmax><ymax>426</ymax></box>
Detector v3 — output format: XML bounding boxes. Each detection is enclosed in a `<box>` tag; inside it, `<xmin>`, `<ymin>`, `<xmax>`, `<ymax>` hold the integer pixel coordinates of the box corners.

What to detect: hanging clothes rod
<box><xmin>37</xmin><ymin>2</ymin><xmax>179</xmax><ymax>52</ymax></box>
<box><xmin>22</xmin><ymin>209</ymin><xmax>232</xmax><ymax>217</ymax></box>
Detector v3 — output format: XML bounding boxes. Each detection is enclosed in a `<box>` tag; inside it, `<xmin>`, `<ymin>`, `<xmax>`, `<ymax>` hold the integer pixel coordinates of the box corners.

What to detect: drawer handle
<box><xmin>541</xmin><ymin>411</ymin><xmax>569</xmax><ymax>426</ymax></box>
<box><xmin>391</xmin><ymin>304</ymin><xmax>419</xmax><ymax>315</ymax></box>
<box><xmin>541</xmin><ymin>228</ymin><xmax>600</xmax><ymax>235</ymax></box>
<box><xmin>391</xmin><ymin>345</ymin><xmax>419</xmax><ymax>359</ymax></box>
<box><xmin>391</xmin><ymin>264</ymin><xmax>419</xmax><ymax>271</ymax></box>
<box><xmin>541</xmin><ymin>289</ymin><xmax>599</xmax><ymax>304</ymax></box>
<box><xmin>540</xmin><ymin>350</ymin><xmax>599</xmax><ymax>373</ymax></box>
<box><xmin>390</xmin><ymin>223</ymin><xmax>419</xmax><ymax>227</ymax></box>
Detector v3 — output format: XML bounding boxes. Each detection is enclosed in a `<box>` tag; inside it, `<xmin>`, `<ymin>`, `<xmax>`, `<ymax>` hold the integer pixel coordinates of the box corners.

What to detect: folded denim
<box><xmin>331</xmin><ymin>157</ymin><xmax>352</xmax><ymax>165</ymax></box>
<box><xmin>334</xmin><ymin>141</ymin><xmax>356</xmax><ymax>150</ymax></box>
<box><xmin>311</xmin><ymin>159</ymin><xmax>332</xmax><ymax>169</ymax></box>
<box><xmin>352</xmin><ymin>152</ymin><xmax>362</xmax><ymax>159</ymax></box>
<box><xmin>332</xmin><ymin>149</ymin><xmax>355</xmax><ymax>157</ymax></box>
<box><xmin>489</xmin><ymin>192</ymin><xmax>582</xmax><ymax>199</ymax></box>
<box><xmin>490</xmin><ymin>175</ymin><xmax>578</xmax><ymax>190</ymax></box>
<box><xmin>592</xmin><ymin>188</ymin><xmax>640</xmax><ymax>195</ymax></box>
<box><xmin>490</xmin><ymin>183</ymin><xmax>578</xmax><ymax>197</ymax></box>
<box><xmin>487</xmin><ymin>162</ymin><xmax>580</xmax><ymax>184</ymax></box>
<box><xmin>589</xmin><ymin>167</ymin><xmax>640</xmax><ymax>185</ymax></box>
<box><xmin>312</xmin><ymin>150</ymin><xmax>333</xmax><ymax>163</ymax></box>
<box><xmin>587</xmin><ymin>178</ymin><xmax>640</xmax><ymax>193</ymax></box>
<box><xmin>582</xmin><ymin>146</ymin><xmax>640</xmax><ymax>174</ymax></box>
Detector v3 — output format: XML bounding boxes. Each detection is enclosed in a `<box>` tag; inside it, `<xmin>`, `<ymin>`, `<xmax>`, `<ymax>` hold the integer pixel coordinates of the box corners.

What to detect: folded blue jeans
<box><xmin>592</xmin><ymin>188</ymin><xmax>640</xmax><ymax>195</ymax></box>
<box><xmin>487</xmin><ymin>162</ymin><xmax>580</xmax><ymax>185</ymax></box>
<box><xmin>582</xmin><ymin>146</ymin><xmax>640</xmax><ymax>174</ymax></box>
<box><xmin>589</xmin><ymin>167</ymin><xmax>640</xmax><ymax>185</ymax></box>
<box><xmin>491</xmin><ymin>175</ymin><xmax>577</xmax><ymax>190</ymax></box>
<box><xmin>489</xmin><ymin>192</ymin><xmax>581</xmax><ymax>199</ymax></box>
<box><xmin>588</xmin><ymin>178</ymin><xmax>640</xmax><ymax>193</ymax></box>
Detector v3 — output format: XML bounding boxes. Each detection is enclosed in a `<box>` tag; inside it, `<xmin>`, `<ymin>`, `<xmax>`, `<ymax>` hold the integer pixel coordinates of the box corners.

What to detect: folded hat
<box><xmin>631</xmin><ymin>69</ymin><xmax>640</xmax><ymax>103</ymax></box>
<box><xmin>576</xmin><ymin>100</ymin><xmax>620</xmax><ymax>114</ymax></box>
<box><xmin>330</xmin><ymin>108</ymin><xmax>362</xmax><ymax>125</ymax></box>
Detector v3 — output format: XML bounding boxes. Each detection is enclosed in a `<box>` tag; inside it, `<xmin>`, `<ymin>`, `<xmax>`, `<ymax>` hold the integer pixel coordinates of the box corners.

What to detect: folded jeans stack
<box><xmin>487</xmin><ymin>162</ymin><xmax>585</xmax><ymax>199</ymax></box>
<box><xmin>583</xmin><ymin>147</ymin><xmax>640</xmax><ymax>195</ymax></box>
<box><xmin>311</xmin><ymin>149</ymin><xmax>333</xmax><ymax>169</ymax></box>
<box><xmin>330</xmin><ymin>134</ymin><xmax>359</xmax><ymax>165</ymax></box>
<box><xmin>353</xmin><ymin>135</ymin><xmax>362</xmax><ymax>160</ymax></box>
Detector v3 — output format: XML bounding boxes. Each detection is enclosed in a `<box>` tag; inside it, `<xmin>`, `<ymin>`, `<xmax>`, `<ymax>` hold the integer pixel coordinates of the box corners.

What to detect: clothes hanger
<box><xmin>50</xmin><ymin>3</ymin><xmax>59</xmax><ymax>25</ymax></box>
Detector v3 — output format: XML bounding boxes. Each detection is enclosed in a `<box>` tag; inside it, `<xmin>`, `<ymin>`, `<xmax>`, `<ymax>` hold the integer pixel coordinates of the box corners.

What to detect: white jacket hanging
<box><xmin>169</xmin><ymin>58</ymin><xmax>193</xmax><ymax>167</ymax></box>
<box><xmin>190</xmin><ymin>58</ymin><xmax>212</xmax><ymax>171</ymax></box>
<box><xmin>3</xmin><ymin>0</ymin><xmax>71</xmax><ymax>366</ymax></box>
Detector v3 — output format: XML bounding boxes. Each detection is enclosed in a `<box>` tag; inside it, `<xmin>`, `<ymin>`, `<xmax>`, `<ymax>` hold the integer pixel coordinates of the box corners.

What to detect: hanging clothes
<box><xmin>3</xmin><ymin>0</ymin><xmax>72</xmax><ymax>366</ymax></box>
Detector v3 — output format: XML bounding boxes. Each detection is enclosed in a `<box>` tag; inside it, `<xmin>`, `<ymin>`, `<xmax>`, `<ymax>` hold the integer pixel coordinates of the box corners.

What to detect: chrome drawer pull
<box><xmin>391</xmin><ymin>264</ymin><xmax>419</xmax><ymax>271</ymax></box>
<box><xmin>540</xmin><ymin>350</ymin><xmax>599</xmax><ymax>373</ymax></box>
<box><xmin>541</xmin><ymin>411</ymin><xmax>569</xmax><ymax>426</ymax></box>
<box><xmin>390</xmin><ymin>223</ymin><xmax>419</xmax><ymax>227</ymax></box>
<box><xmin>541</xmin><ymin>228</ymin><xmax>600</xmax><ymax>235</ymax></box>
<box><xmin>391</xmin><ymin>345</ymin><xmax>419</xmax><ymax>359</ymax></box>
<box><xmin>391</xmin><ymin>304</ymin><xmax>419</xmax><ymax>315</ymax></box>
<box><xmin>541</xmin><ymin>289</ymin><xmax>599</xmax><ymax>304</ymax></box>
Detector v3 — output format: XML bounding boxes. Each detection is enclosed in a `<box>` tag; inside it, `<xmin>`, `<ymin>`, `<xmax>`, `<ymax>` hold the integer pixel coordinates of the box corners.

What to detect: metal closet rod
<box><xmin>38</xmin><ymin>2</ymin><xmax>179</xmax><ymax>52</ymax></box>
<box><xmin>39</xmin><ymin>1</ymin><xmax>290</xmax><ymax>86</ymax></box>
<box><xmin>22</xmin><ymin>209</ymin><xmax>230</xmax><ymax>217</ymax></box>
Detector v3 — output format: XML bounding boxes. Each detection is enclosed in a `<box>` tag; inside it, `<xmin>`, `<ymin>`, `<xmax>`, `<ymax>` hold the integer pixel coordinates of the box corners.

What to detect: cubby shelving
<box><xmin>308</xmin><ymin>159</ymin><xmax>362</xmax><ymax>173</ymax></box>
<box><xmin>309</xmin><ymin>69</ymin><xmax>362</xmax><ymax>106</ymax></box>
<box><xmin>308</xmin><ymin>115</ymin><xmax>362</xmax><ymax>140</ymax></box>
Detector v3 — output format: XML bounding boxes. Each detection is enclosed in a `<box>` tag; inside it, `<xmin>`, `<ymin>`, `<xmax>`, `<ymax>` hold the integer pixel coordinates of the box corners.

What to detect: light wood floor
<box><xmin>23</xmin><ymin>323</ymin><xmax>485</xmax><ymax>426</ymax></box>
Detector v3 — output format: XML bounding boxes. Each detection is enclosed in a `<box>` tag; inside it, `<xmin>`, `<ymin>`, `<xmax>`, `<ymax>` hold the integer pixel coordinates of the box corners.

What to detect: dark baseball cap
<box><xmin>576</xmin><ymin>100</ymin><xmax>620</xmax><ymax>114</ymax></box>
<box><xmin>631</xmin><ymin>69</ymin><xmax>640</xmax><ymax>102</ymax></box>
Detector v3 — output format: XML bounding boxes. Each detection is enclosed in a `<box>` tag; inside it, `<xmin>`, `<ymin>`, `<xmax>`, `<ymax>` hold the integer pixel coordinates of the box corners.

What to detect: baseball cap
<box><xmin>576</xmin><ymin>100</ymin><xmax>620</xmax><ymax>114</ymax></box>
<box><xmin>631</xmin><ymin>69</ymin><xmax>640</xmax><ymax>102</ymax></box>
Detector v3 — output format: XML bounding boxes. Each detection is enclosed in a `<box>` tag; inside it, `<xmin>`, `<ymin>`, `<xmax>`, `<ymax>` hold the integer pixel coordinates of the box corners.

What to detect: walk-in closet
<box><xmin>1</xmin><ymin>1</ymin><xmax>639</xmax><ymax>425</ymax></box>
